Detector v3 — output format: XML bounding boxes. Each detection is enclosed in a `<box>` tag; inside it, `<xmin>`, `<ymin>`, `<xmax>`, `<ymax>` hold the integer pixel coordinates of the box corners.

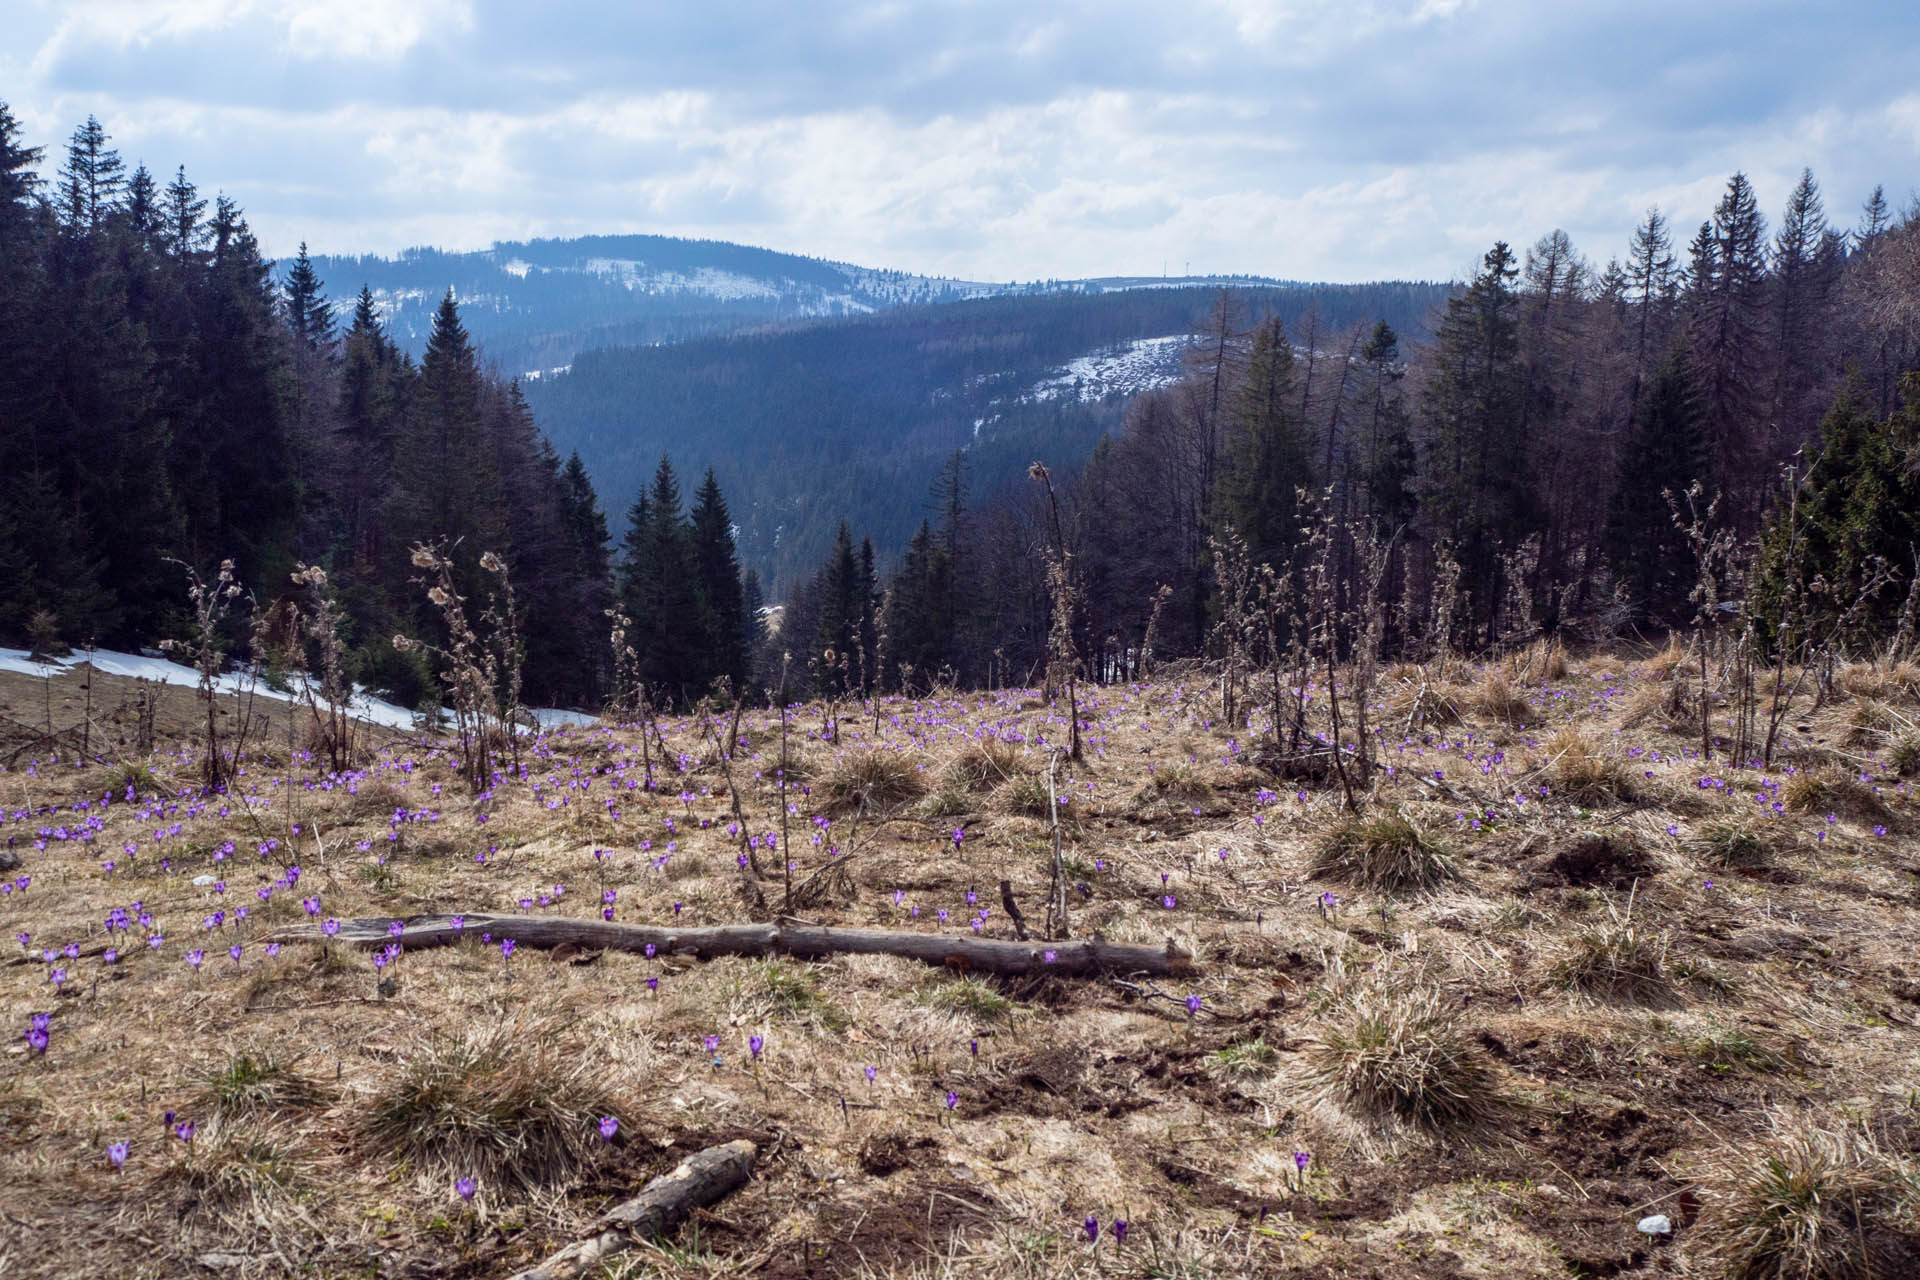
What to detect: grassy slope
<box><xmin>2</xmin><ymin>651</ymin><xmax>1919</xmax><ymax>1278</ymax></box>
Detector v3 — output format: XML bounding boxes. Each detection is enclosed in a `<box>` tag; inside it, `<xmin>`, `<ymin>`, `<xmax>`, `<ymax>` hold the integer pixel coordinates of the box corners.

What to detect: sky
<box><xmin>5</xmin><ymin>0</ymin><xmax>1918</xmax><ymax>282</ymax></box>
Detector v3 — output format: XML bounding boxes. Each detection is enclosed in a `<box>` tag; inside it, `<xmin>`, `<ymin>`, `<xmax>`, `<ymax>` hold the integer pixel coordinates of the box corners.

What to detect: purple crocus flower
<box><xmin>864</xmin><ymin>1065</ymin><xmax>877</xmax><ymax>1084</ymax></box>
<box><xmin>322</xmin><ymin>919</ymin><xmax>340</xmax><ymax>937</ymax></box>
<box><xmin>945</xmin><ymin>1090</ymin><xmax>958</xmax><ymax>1111</ymax></box>
<box><xmin>749</xmin><ymin>1034</ymin><xmax>764</xmax><ymax>1060</ymax></box>
<box><xmin>1085</xmin><ymin>1216</ymin><xmax>1100</xmax><ymax>1242</ymax></box>
<box><xmin>1294</xmin><ymin>1150</ymin><xmax>1311</xmax><ymax>1173</ymax></box>
<box><xmin>455</xmin><ymin>1176</ymin><xmax>476</xmax><ymax>1201</ymax></box>
<box><xmin>107</xmin><ymin>1140</ymin><xmax>129</xmax><ymax>1169</ymax></box>
<box><xmin>598</xmin><ymin>1115</ymin><xmax>618</xmax><ymax>1141</ymax></box>
<box><xmin>1185</xmin><ymin>995</ymin><xmax>1202</xmax><ymax>1016</ymax></box>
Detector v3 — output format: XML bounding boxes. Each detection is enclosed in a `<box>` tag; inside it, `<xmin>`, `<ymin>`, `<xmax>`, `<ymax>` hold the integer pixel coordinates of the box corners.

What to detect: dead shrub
<box><xmin>1307</xmin><ymin>985</ymin><xmax>1502</xmax><ymax>1132</ymax></box>
<box><xmin>816</xmin><ymin>747</ymin><xmax>927</xmax><ymax>815</ymax></box>
<box><xmin>1311</xmin><ymin>809</ymin><xmax>1459</xmax><ymax>895</ymax></box>
<box><xmin>1698</xmin><ymin>1122</ymin><xmax>1920</xmax><ymax>1279</ymax></box>
<box><xmin>362</xmin><ymin>1024</ymin><xmax>626</xmax><ymax>1192</ymax></box>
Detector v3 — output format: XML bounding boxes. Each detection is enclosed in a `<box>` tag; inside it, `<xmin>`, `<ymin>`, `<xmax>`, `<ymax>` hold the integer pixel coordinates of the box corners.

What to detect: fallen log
<box><xmin>260</xmin><ymin>912</ymin><xmax>1195</xmax><ymax>977</ymax></box>
<box><xmin>509</xmin><ymin>1138</ymin><xmax>756</xmax><ymax>1280</ymax></box>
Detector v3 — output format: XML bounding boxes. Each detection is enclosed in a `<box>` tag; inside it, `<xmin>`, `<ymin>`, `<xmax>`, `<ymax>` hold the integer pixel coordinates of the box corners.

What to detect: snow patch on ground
<box><xmin>1023</xmin><ymin>335</ymin><xmax>1191</xmax><ymax>404</ymax></box>
<box><xmin>0</xmin><ymin>648</ymin><xmax>597</xmax><ymax>735</ymax></box>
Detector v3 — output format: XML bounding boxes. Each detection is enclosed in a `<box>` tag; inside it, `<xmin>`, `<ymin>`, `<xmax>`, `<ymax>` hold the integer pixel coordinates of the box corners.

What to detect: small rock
<box><xmin>0</xmin><ymin>849</ymin><xmax>20</xmax><ymax>872</ymax></box>
<box><xmin>1637</xmin><ymin>1214</ymin><xmax>1672</xmax><ymax>1236</ymax></box>
<box><xmin>192</xmin><ymin>874</ymin><xmax>217</xmax><ymax>887</ymax></box>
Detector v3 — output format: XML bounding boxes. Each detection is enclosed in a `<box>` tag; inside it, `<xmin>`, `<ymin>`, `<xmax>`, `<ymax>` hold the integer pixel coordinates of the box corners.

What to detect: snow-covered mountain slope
<box><xmin>290</xmin><ymin>234</ymin><xmax>1287</xmax><ymax>376</ymax></box>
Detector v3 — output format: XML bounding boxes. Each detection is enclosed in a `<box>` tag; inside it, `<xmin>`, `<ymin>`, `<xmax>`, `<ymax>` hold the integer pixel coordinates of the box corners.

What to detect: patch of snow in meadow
<box><xmin>0</xmin><ymin>648</ymin><xmax>596</xmax><ymax>734</ymax></box>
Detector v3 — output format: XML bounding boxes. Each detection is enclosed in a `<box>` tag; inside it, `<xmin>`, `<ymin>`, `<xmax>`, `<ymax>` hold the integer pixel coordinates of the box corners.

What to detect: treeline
<box><xmin>525</xmin><ymin>279</ymin><xmax>1452</xmax><ymax>588</ymax></box>
<box><xmin>767</xmin><ymin>170</ymin><xmax>1920</xmax><ymax>694</ymax></box>
<box><xmin>0</xmin><ymin>107</ymin><xmax>616</xmax><ymax>708</ymax></box>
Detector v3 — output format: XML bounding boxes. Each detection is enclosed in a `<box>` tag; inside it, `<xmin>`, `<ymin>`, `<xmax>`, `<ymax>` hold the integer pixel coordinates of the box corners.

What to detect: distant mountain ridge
<box><xmin>287</xmin><ymin>233</ymin><xmax>1304</xmax><ymax>375</ymax></box>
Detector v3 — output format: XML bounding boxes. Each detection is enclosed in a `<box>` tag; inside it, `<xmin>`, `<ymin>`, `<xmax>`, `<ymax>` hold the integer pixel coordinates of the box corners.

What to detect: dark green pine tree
<box><xmin>617</xmin><ymin>484</ymin><xmax>656</xmax><ymax>653</ymax></box>
<box><xmin>1750</xmin><ymin>380</ymin><xmax>1920</xmax><ymax>650</ymax></box>
<box><xmin>812</xmin><ymin>522</ymin><xmax>860</xmax><ymax>693</ymax></box>
<box><xmin>163</xmin><ymin>165</ymin><xmax>207</xmax><ymax>262</ymax></box>
<box><xmin>638</xmin><ymin>457</ymin><xmax>704</xmax><ymax>704</ymax></box>
<box><xmin>1422</xmin><ymin>241</ymin><xmax>1535</xmax><ymax>640</ymax></box>
<box><xmin>402</xmin><ymin>290</ymin><xmax>504</xmax><ymax>556</ymax></box>
<box><xmin>282</xmin><ymin>242</ymin><xmax>335</xmax><ymax>352</ymax></box>
<box><xmin>1212</xmin><ymin>314</ymin><xmax>1314</xmax><ymax>565</ymax></box>
<box><xmin>1353</xmin><ymin>320</ymin><xmax>1417</xmax><ymax>532</ymax></box>
<box><xmin>688</xmin><ymin>468</ymin><xmax>749</xmax><ymax>694</ymax></box>
<box><xmin>1603</xmin><ymin>350</ymin><xmax>1708</xmax><ymax>626</ymax></box>
<box><xmin>882</xmin><ymin>520</ymin><xmax>952</xmax><ymax>690</ymax></box>
<box><xmin>335</xmin><ymin>286</ymin><xmax>404</xmax><ymax>569</ymax></box>
<box><xmin>739</xmin><ymin>568</ymin><xmax>767</xmax><ymax>688</ymax></box>
<box><xmin>173</xmin><ymin>194</ymin><xmax>300</xmax><ymax>588</ymax></box>
<box><xmin>57</xmin><ymin>115</ymin><xmax>124</xmax><ymax>233</ymax></box>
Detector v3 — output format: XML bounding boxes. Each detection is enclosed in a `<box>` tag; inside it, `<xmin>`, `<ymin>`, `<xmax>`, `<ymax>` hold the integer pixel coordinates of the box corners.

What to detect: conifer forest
<box><xmin>5</xmin><ymin>28</ymin><xmax>1920</xmax><ymax>1280</ymax></box>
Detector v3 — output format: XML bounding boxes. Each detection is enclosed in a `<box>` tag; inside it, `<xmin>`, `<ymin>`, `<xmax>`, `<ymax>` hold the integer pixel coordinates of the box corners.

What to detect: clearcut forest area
<box><xmin>5</xmin><ymin>640</ymin><xmax>1920</xmax><ymax>1279</ymax></box>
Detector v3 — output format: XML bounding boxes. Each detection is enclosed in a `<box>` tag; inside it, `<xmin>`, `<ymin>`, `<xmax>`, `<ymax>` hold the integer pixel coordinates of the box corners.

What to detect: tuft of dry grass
<box><xmin>1891</xmin><ymin>736</ymin><xmax>1920</xmax><ymax>778</ymax></box>
<box><xmin>149</xmin><ymin>1125</ymin><xmax>311</xmax><ymax>1226</ymax></box>
<box><xmin>1311</xmin><ymin>808</ymin><xmax>1458</xmax><ymax>895</ymax></box>
<box><xmin>992</xmin><ymin>773</ymin><xmax>1054</xmax><ymax>818</ymax></box>
<box><xmin>195</xmin><ymin>1047</ymin><xmax>331</xmax><ymax>1120</ymax></box>
<box><xmin>1692</xmin><ymin>816</ymin><xmax>1772</xmax><ymax>869</ymax></box>
<box><xmin>941</xmin><ymin>737</ymin><xmax>1030</xmax><ymax>790</ymax></box>
<box><xmin>362</xmin><ymin>1024</ymin><xmax>625</xmax><ymax>1192</ymax></box>
<box><xmin>1551</xmin><ymin>915</ymin><xmax>1672</xmax><ymax>1004</ymax></box>
<box><xmin>1549</xmin><ymin>727</ymin><xmax>1639</xmax><ymax>806</ymax></box>
<box><xmin>1782</xmin><ymin>768</ymin><xmax>1891</xmax><ymax>821</ymax></box>
<box><xmin>1698</xmin><ymin>1123</ymin><xmax>1920</xmax><ymax>1279</ymax></box>
<box><xmin>1845</xmin><ymin>699</ymin><xmax>1895</xmax><ymax>748</ymax></box>
<box><xmin>1472</xmin><ymin>671</ymin><xmax>1533</xmax><ymax>725</ymax></box>
<box><xmin>1307</xmin><ymin>985</ymin><xmax>1503</xmax><ymax>1132</ymax></box>
<box><xmin>1620</xmin><ymin>676</ymin><xmax>1692</xmax><ymax>730</ymax></box>
<box><xmin>816</xmin><ymin>747</ymin><xmax>927</xmax><ymax>815</ymax></box>
<box><xmin>1838</xmin><ymin>660</ymin><xmax>1920</xmax><ymax>705</ymax></box>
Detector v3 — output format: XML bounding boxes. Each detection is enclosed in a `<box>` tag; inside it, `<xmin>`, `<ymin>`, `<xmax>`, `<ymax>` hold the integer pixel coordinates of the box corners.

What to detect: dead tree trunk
<box><xmin>508</xmin><ymin>1139</ymin><xmax>757</xmax><ymax>1280</ymax></box>
<box><xmin>262</xmin><ymin>913</ymin><xmax>1195</xmax><ymax>978</ymax></box>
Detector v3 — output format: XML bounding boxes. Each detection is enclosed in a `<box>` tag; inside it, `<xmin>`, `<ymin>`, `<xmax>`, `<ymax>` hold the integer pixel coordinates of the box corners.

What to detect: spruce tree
<box><xmin>689</xmin><ymin>468</ymin><xmax>748</xmax><ymax>693</ymax></box>
<box><xmin>1604</xmin><ymin>350</ymin><xmax>1708</xmax><ymax>626</ymax></box>
<box><xmin>1421</xmin><ymin>241</ymin><xmax>1534</xmax><ymax>639</ymax></box>
<box><xmin>57</xmin><ymin>116</ymin><xmax>124</xmax><ymax>233</ymax></box>
<box><xmin>283</xmin><ymin>242</ymin><xmax>336</xmax><ymax>352</ymax></box>
<box><xmin>1212</xmin><ymin>314</ymin><xmax>1313</xmax><ymax>566</ymax></box>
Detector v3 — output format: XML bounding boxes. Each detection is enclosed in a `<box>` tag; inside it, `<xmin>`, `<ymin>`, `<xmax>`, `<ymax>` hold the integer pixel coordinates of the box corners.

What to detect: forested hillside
<box><xmin>527</xmin><ymin>280</ymin><xmax>1449</xmax><ymax>586</ymax></box>
<box><xmin>766</xmin><ymin>173</ymin><xmax>1920</xmax><ymax>699</ymax></box>
<box><xmin>0</xmin><ymin>109</ymin><xmax>619</xmax><ymax>708</ymax></box>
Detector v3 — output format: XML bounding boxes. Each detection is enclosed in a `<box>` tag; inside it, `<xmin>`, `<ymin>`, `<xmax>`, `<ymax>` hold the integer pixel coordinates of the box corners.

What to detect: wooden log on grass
<box><xmin>261</xmin><ymin>912</ymin><xmax>1195</xmax><ymax>977</ymax></box>
<box><xmin>509</xmin><ymin>1139</ymin><xmax>756</xmax><ymax>1280</ymax></box>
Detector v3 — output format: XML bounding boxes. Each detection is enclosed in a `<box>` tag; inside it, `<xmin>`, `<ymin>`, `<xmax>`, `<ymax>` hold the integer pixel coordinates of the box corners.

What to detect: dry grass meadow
<box><xmin>4</xmin><ymin>648</ymin><xmax>1920</xmax><ymax>1278</ymax></box>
